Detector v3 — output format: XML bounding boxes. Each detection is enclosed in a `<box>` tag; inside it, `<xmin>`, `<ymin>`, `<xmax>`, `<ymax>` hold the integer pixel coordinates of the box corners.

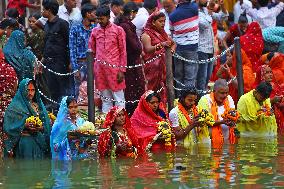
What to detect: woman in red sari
<box><xmin>129</xmin><ymin>90</ymin><xmax>175</xmax><ymax>154</ymax></box>
<box><xmin>98</xmin><ymin>106</ymin><xmax>137</xmax><ymax>158</ymax></box>
<box><xmin>141</xmin><ymin>12</ymin><xmax>175</xmax><ymax>104</ymax></box>
<box><xmin>216</xmin><ymin>49</ymin><xmax>255</xmax><ymax>103</ymax></box>
<box><xmin>240</xmin><ymin>22</ymin><xmax>264</xmax><ymax>70</ymax></box>
<box><xmin>254</xmin><ymin>64</ymin><xmax>284</xmax><ymax>133</ymax></box>
<box><xmin>0</xmin><ymin>50</ymin><xmax>18</xmax><ymax>156</ymax></box>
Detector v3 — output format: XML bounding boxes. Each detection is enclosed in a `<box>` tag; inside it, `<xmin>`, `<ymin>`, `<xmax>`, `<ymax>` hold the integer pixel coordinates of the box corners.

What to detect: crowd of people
<box><xmin>0</xmin><ymin>0</ymin><xmax>284</xmax><ymax>160</ymax></box>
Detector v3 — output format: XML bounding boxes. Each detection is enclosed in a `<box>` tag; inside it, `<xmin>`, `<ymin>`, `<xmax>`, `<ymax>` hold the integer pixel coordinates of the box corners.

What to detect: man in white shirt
<box><xmin>132</xmin><ymin>0</ymin><xmax>158</xmax><ymax>38</ymax></box>
<box><xmin>109</xmin><ymin>0</ymin><xmax>124</xmax><ymax>23</ymax></box>
<box><xmin>160</xmin><ymin>0</ymin><xmax>176</xmax><ymax>36</ymax></box>
<box><xmin>37</xmin><ymin>0</ymin><xmax>82</xmax><ymax>27</ymax></box>
<box><xmin>241</xmin><ymin>0</ymin><xmax>284</xmax><ymax>29</ymax></box>
<box><xmin>233</xmin><ymin>0</ymin><xmax>252</xmax><ymax>23</ymax></box>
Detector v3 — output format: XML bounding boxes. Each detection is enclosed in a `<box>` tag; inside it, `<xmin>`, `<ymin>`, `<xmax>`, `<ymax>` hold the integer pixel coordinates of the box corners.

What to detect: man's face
<box><xmin>182</xmin><ymin>94</ymin><xmax>197</xmax><ymax>109</ymax></box>
<box><xmin>214</xmin><ymin>86</ymin><xmax>229</xmax><ymax>104</ymax></box>
<box><xmin>97</xmin><ymin>15</ymin><xmax>109</xmax><ymax>27</ymax></box>
<box><xmin>162</xmin><ymin>0</ymin><xmax>176</xmax><ymax>14</ymax></box>
<box><xmin>112</xmin><ymin>5</ymin><xmax>123</xmax><ymax>16</ymax></box>
<box><xmin>87</xmin><ymin>10</ymin><xmax>97</xmax><ymax>22</ymax></box>
<box><xmin>66</xmin><ymin>0</ymin><xmax>77</xmax><ymax>9</ymax></box>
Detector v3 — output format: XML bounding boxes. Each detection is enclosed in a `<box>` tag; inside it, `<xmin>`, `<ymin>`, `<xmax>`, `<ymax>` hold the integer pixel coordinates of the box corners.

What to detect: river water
<box><xmin>1</xmin><ymin>136</ymin><xmax>284</xmax><ymax>188</ymax></box>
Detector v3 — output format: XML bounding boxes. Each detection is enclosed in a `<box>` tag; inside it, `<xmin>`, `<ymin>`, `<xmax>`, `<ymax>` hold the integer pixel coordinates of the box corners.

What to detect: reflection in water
<box><xmin>0</xmin><ymin>137</ymin><xmax>284</xmax><ymax>188</ymax></box>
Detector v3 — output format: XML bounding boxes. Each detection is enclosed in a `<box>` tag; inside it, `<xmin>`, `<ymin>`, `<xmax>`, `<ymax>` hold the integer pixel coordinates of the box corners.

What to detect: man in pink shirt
<box><xmin>89</xmin><ymin>5</ymin><xmax>127</xmax><ymax>113</ymax></box>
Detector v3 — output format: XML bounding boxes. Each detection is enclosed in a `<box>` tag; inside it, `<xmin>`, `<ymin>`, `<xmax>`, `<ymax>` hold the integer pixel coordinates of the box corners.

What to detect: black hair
<box><xmin>258</xmin><ymin>0</ymin><xmax>269</xmax><ymax>7</ymax></box>
<box><xmin>5</xmin><ymin>8</ymin><xmax>19</xmax><ymax>19</ymax></box>
<box><xmin>178</xmin><ymin>85</ymin><xmax>198</xmax><ymax>103</ymax></box>
<box><xmin>0</xmin><ymin>18</ymin><xmax>18</xmax><ymax>30</ymax></box>
<box><xmin>96</xmin><ymin>5</ymin><xmax>110</xmax><ymax>17</ymax></box>
<box><xmin>66</xmin><ymin>96</ymin><xmax>77</xmax><ymax>107</ymax></box>
<box><xmin>100</xmin><ymin>0</ymin><xmax>111</xmax><ymax>6</ymax></box>
<box><xmin>143</xmin><ymin>0</ymin><xmax>158</xmax><ymax>10</ymax></box>
<box><xmin>42</xmin><ymin>0</ymin><xmax>59</xmax><ymax>15</ymax></box>
<box><xmin>267</xmin><ymin>52</ymin><xmax>275</xmax><ymax>61</ymax></box>
<box><xmin>151</xmin><ymin>12</ymin><xmax>166</xmax><ymax>22</ymax></box>
<box><xmin>81</xmin><ymin>3</ymin><xmax>97</xmax><ymax>18</ymax></box>
<box><xmin>81</xmin><ymin>0</ymin><xmax>91</xmax><ymax>6</ymax></box>
<box><xmin>256</xmin><ymin>81</ymin><xmax>272</xmax><ymax>99</ymax></box>
<box><xmin>29</xmin><ymin>12</ymin><xmax>42</xmax><ymax>20</ymax></box>
<box><xmin>123</xmin><ymin>2</ymin><xmax>139</xmax><ymax>16</ymax></box>
<box><xmin>111</xmin><ymin>0</ymin><xmax>124</xmax><ymax>7</ymax></box>
<box><xmin>238</xmin><ymin>12</ymin><xmax>248</xmax><ymax>24</ymax></box>
<box><xmin>145</xmin><ymin>92</ymin><xmax>161</xmax><ymax>103</ymax></box>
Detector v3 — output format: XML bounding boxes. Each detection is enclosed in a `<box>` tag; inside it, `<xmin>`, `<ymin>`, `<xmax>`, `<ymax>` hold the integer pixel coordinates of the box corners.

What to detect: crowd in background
<box><xmin>0</xmin><ymin>0</ymin><xmax>284</xmax><ymax>159</ymax></box>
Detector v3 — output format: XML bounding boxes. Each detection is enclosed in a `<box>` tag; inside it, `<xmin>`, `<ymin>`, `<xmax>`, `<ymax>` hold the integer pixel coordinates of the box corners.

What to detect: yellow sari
<box><xmin>237</xmin><ymin>90</ymin><xmax>277</xmax><ymax>137</ymax></box>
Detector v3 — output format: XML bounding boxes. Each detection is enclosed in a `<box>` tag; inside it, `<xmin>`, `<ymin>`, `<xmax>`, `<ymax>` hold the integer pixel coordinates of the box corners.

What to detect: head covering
<box><xmin>50</xmin><ymin>96</ymin><xmax>85</xmax><ymax>160</ymax></box>
<box><xmin>3</xmin><ymin>30</ymin><xmax>35</xmax><ymax>81</ymax></box>
<box><xmin>262</xmin><ymin>27</ymin><xmax>284</xmax><ymax>54</ymax></box>
<box><xmin>129</xmin><ymin>90</ymin><xmax>166</xmax><ymax>153</ymax></box>
<box><xmin>240</xmin><ymin>22</ymin><xmax>264</xmax><ymax>69</ymax></box>
<box><xmin>255</xmin><ymin>65</ymin><xmax>271</xmax><ymax>87</ymax></box>
<box><xmin>98</xmin><ymin>106</ymin><xmax>132</xmax><ymax>157</ymax></box>
<box><xmin>144</xmin><ymin>11</ymin><xmax>169</xmax><ymax>42</ymax></box>
<box><xmin>4</xmin><ymin>78</ymin><xmax>50</xmax><ymax>153</ymax></box>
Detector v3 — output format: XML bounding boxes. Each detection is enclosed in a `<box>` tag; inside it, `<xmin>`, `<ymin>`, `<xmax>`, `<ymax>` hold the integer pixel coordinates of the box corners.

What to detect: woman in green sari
<box><xmin>3</xmin><ymin>78</ymin><xmax>51</xmax><ymax>158</ymax></box>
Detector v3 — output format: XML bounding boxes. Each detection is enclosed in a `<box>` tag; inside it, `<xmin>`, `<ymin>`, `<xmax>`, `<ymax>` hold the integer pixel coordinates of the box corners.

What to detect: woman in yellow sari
<box><xmin>169</xmin><ymin>86</ymin><xmax>211</xmax><ymax>147</ymax></box>
<box><xmin>237</xmin><ymin>81</ymin><xmax>277</xmax><ymax>137</ymax></box>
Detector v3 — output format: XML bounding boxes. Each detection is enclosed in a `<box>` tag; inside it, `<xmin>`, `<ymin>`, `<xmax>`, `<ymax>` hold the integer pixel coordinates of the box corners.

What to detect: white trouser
<box><xmin>101</xmin><ymin>89</ymin><xmax>125</xmax><ymax>113</ymax></box>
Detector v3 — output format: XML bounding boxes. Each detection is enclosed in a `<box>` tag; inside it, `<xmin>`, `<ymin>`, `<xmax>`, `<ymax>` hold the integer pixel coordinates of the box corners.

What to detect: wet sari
<box><xmin>129</xmin><ymin>91</ymin><xmax>175</xmax><ymax>154</ymax></box>
<box><xmin>3</xmin><ymin>78</ymin><xmax>51</xmax><ymax>158</ymax></box>
<box><xmin>240</xmin><ymin>22</ymin><xmax>264</xmax><ymax>70</ymax></box>
<box><xmin>50</xmin><ymin>96</ymin><xmax>86</xmax><ymax>161</ymax></box>
<box><xmin>97</xmin><ymin>106</ymin><xmax>137</xmax><ymax>158</ymax></box>
<box><xmin>142</xmin><ymin>13</ymin><xmax>171</xmax><ymax>104</ymax></box>
<box><xmin>3</xmin><ymin>30</ymin><xmax>35</xmax><ymax>81</ymax></box>
<box><xmin>0</xmin><ymin>50</ymin><xmax>18</xmax><ymax>156</ymax></box>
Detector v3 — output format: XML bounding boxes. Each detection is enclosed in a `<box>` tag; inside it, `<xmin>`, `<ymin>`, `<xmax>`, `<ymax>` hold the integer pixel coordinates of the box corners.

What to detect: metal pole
<box><xmin>165</xmin><ymin>47</ymin><xmax>174</xmax><ymax>111</ymax></box>
<box><xmin>86</xmin><ymin>49</ymin><xmax>95</xmax><ymax>123</ymax></box>
<box><xmin>234</xmin><ymin>37</ymin><xmax>244</xmax><ymax>98</ymax></box>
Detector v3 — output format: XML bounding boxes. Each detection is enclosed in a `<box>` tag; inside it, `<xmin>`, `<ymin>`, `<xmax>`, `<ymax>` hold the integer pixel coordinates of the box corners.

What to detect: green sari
<box><xmin>4</xmin><ymin>78</ymin><xmax>51</xmax><ymax>158</ymax></box>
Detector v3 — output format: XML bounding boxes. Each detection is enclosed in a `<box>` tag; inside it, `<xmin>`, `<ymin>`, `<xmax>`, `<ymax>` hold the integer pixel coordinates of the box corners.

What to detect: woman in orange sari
<box><xmin>240</xmin><ymin>22</ymin><xmax>264</xmax><ymax>70</ymax></box>
<box><xmin>216</xmin><ymin>49</ymin><xmax>255</xmax><ymax>103</ymax></box>
<box><xmin>254</xmin><ymin>59</ymin><xmax>284</xmax><ymax>133</ymax></box>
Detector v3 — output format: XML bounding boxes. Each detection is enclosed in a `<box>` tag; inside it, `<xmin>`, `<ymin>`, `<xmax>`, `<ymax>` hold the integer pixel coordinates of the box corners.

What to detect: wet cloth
<box><xmin>50</xmin><ymin>96</ymin><xmax>86</xmax><ymax>160</ymax></box>
<box><xmin>3</xmin><ymin>30</ymin><xmax>35</xmax><ymax>81</ymax></box>
<box><xmin>237</xmin><ymin>90</ymin><xmax>277</xmax><ymax>137</ymax></box>
<box><xmin>3</xmin><ymin>78</ymin><xmax>51</xmax><ymax>158</ymax></box>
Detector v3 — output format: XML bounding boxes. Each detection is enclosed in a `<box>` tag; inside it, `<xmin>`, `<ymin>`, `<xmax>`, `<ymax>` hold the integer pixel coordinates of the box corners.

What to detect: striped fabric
<box><xmin>169</xmin><ymin>2</ymin><xmax>199</xmax><ymax>51</ymax></box>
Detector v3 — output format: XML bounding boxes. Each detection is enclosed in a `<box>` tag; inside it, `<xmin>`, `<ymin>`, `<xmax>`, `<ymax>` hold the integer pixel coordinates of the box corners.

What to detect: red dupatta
<box><xmin>97</xmin><ymin>106</ymin><xmax>135</xmax><ymax>157</ymax></box>
<box><xmin>129</xmin><ymin>90</ymin><xmax>168</xmax><ymax>154</ymax></box>
<box><xmin>240</xmin><ymin>22</ymin><xmax>264</xmax><ymax>70</ymax></box>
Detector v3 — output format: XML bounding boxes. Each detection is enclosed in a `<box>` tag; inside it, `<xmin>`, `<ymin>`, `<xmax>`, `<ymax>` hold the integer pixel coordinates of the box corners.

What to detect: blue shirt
<box><xmin>69</xmin><ymin>23</ymin><xmax>96</xmax><ymax>70</ymax></box>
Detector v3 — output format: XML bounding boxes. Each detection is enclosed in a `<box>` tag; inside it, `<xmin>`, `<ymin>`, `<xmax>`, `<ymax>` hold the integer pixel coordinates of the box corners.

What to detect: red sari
<box><xmin>142</xmin><ymin>13</ymin><xmax>170</xmax><ymax>104</ymax></box>
<box><xmin>129</xmin><ymin>91</ymin><xmax>175</xmax><ymax>154</ymax></box>
<box><xmin>240</xmin><ymin>22</ymin><xmax>264</xmax><ymax>70</ymax></box>
<box><xmin>254</xmin><ymin>64</ymin><xmax>284</xmax><ymax>133</ymax></box>
<box><xmin>0</xmin><ymin>50</ymin><xmax>18</xmax><ymax>155</ymax></box>
<box><xmin>97</xmin><ymin>106</ymin><xmax>137</xmax><ymax>157</ymax></box>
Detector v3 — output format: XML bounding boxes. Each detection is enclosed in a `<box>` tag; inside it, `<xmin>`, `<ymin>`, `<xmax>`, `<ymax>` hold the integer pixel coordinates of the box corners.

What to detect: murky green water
<box><xmin>1</xmin><ymin>136</ymin><xmax>284</xmax><ymax>188</ymax></box>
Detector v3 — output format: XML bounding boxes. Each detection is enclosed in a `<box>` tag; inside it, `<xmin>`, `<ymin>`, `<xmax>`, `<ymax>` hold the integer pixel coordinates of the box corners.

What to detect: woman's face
<box><xmin>68</xmin><ymin>100</ymin><xmax>78</xmax><ymax>119</ymax></box>
<box><xmin>152</xmin><ymin>16</ymin><xmax>166</xmax><ymax>32</ymax></box>
<box><xmin>113</xmin><ymin>110</ymin><xmax>126</xmax><ymax>127</ymax></box>
<box><xmin>263</xmin><ymin>66</ymin><xmax>273</xmax><ymax>82</ymax></box>
<box><xmin>129</xmin><ymin>11</ymin><xmax>137</xmax><ymax>21</ymax></box>
<box><xmin>28</xmin><ymin>17</ymin><xmax>38</xmax><ymax>30</ymax></box>
<box><xmin>238</xmin><ymin>22</ymin><xmax>248</xmax><ymax>33</ymax></box>
<box><xmin>27</xmin><ymin>82</ymin><xmax>36</xmax><ymax>101</ymax></box>
<box><xmin>147</xmin><ymin>96</ymin><xmax>160</xmax><ymax>112</ymax></box>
